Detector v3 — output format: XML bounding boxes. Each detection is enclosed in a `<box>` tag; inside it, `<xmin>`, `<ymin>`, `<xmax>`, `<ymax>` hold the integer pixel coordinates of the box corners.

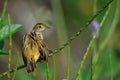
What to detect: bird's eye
<box><xmin>38</xmin><ymin>25</ymin><xmax>42</xmax><ymax>28</ymax></box>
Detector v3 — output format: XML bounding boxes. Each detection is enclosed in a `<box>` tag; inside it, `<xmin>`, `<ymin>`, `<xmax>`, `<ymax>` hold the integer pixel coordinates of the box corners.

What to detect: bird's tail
<box><xmin>39</xmin><ymin>49</ymin><xmax>53</xmax><ymax>62</ymax></box>
<box><xmin>26</xmin><ymin>61</ymin><xmax>36</xmax><ymax>73</ymax></box>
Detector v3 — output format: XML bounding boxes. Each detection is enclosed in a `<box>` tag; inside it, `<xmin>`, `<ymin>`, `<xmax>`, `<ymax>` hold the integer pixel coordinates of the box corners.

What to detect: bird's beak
<box><xmin>46</xmin><ymin>26</ymin><xmax>50</xmax><ymax>29</ymax></box>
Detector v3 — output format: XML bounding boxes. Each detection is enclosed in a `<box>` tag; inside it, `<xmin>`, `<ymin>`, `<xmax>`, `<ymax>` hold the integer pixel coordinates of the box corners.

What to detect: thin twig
<box><xmin>0</xmin><ymin>0</ymin><xmax>114</xmax><ymax>78</ymax></box>
<box><xmin>0</xmin><ymin>65</ymin><xmax>26</xmax><ymax>78</ymax></box>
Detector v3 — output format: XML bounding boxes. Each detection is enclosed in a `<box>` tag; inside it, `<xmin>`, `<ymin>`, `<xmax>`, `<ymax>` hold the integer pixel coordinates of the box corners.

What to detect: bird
<box><xmin>22</xmin><ymin>23</ymin><xmax>52</xmax><ymax>73</ymax></box>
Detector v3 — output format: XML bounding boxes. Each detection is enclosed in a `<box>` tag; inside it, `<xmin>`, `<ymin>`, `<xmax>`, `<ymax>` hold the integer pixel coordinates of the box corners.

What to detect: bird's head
<box><xmin>32</xmin><ymin>23</ymin><xmax>49</xmax><ymax>33</ymax></box>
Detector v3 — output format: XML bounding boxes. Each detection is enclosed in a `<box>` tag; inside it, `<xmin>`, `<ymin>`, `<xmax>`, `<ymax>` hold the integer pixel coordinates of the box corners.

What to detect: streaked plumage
<box><xmin>22</xmin><ymin>23</ymin><xmax>52</xmax><ymax>73</ymax></box>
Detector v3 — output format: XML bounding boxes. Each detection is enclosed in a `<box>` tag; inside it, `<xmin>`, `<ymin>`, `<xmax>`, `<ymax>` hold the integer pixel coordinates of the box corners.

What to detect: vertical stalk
<box><xmin>94</xmin><ymin>0</ymin><xmax>119</xmax><ymax>79</ymax></box>
<box><xmin>75</xmin><ymin>1</ymin><xmax>111</xmax><ymax>80</ymax></box>
<box><xmin>66</xmin><ymin>47</ymin><xmax>70</xmax><ymax>79</ymax></box>
<box><xmin>51</xmin><ymin>0</ymin><xmax>70</xmax><ymax>79</ymax></box>
<box><xmin>109</xmin><ymin>54</ymin><xmax>113</xmax><ymax>80</ymax></box>
<box><xmin>91</xmin><ymin>0</ymin><xmax>97</xmax><ymax>79</ymax></box>
<box><xmin>8</xmin><ymin>14</ymin><xmax>12</xmax><ymax>80</ymax></box>
<box><xmin>93</xmin><ymin>0</ymin><xmax>97</xmax><ymax>15</ymax></box>
<box><xmin>52</xmin><ymin>55</ymin><xmax>57</xmax><ymax>80</ymax></box>
<box><xmin>46</xmin><ymin>62</ymin><xmax>50</xmax><ymax>80</ymax></box>
<box><xmin>12</xmin><ymin>52</ymin><xmax>19</xmax><ymax>80</ymax></box>
<box><xmin>1</xmin><ymin>0</ymin><xmax>8</xmax><ymax>18</ymax></box>
<box><xmin>0</xmin><ymin>0</ymin><xmax>8</xmax><ymax>29</ymax></box>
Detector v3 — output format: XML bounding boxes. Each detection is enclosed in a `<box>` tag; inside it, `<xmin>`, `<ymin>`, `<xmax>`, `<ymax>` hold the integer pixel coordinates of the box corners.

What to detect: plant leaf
<box><xmin>0</xmin><ymin>50</ymin><xmax>8</xmax><ymax>55</ymax></box>
<box><xmin>0</xmin><ymin>40</ymin><xmax>4</xmax><ymax>49</ymax></box>
<box><xmin>79</xmin><ymin>68</ymin><xmax>90</xmax><ymax>80</ymax></box>
<box><xmin>0</xmin><ymin>24</ymin><xmax>22</xmax><ymax>41</ymax></box>
<box><xmin>0</xmin><ymin>18</ymin><xmax>3</xmax><ymax>29</ymax></box>
<box><xmin>16</xmin><ymin>70</ymin><xmax>34</xmax><ymax>80</ymax></box>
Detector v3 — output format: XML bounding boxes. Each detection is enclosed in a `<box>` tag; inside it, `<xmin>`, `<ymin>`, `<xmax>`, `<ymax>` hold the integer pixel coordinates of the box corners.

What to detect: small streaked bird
<box><xmin>22</xmin><ymin>23</ymin><xmax>52</xmax><ymax>73</ymax></box>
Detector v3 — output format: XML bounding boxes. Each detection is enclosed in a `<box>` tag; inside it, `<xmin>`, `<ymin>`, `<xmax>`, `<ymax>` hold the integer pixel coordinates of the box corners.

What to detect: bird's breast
<box><xmin>23</xmin><ymin>42</ymin><xmax>40</xmax><ymax>62</ymax></box>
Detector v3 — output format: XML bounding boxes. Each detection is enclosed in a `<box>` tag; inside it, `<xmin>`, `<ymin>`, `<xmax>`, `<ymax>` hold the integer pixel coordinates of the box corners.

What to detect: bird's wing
<box><xmin>22</xmin><ymin>34</ymin><xmax>36</xmax><ymax>64</ymax></box>
<box><xmin>22</xmin><ymin>34</ymin><xmax>27</xmax><ymax>65</ymax></box>
<box><xmin>37</xmin><ymin>41</ymin><xmax>53</xmax><ymax>62</ymax></box>
<box><xmin>41</xmin><ymin>41</ymin><xmax>53</xmax><ymax>53</ymax></box>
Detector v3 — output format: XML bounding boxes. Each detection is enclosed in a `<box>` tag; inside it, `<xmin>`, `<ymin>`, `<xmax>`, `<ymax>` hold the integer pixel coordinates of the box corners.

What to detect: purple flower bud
<box><xmin>88</xmin><ymin>20</ymin><xmax>100</xmax><ymax>38</ymax></box>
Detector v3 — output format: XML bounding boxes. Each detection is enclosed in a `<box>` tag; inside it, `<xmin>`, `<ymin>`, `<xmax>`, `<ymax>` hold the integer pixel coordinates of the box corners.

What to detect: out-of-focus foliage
<box><xmin>16</xmin><ymin>70</ymin><xmax>34</xmax><ymax>80</ymax></box>
<box><xmin>0</xmin><ymin>50</ymin><xmax>8</xmax><ymax>55</ymax></box>
<box><xmin>79</xmin><ymin>68</ymin><xmax>90</xmax><ymax>80</ymax></box>
<box><xmin>0</xmin><ymin>17</ymin><xmax>22</xmax><ymax>55</ymax></box>
<box><xmin>0</xmin><ymin>18</ymin><xmax>3</xmax><ymax>29</ymax></box>
<box><xmin>15</xmin><ymin>63</ymin><xmax>48</xmax><ymax>80</ymax></box>
<box><xmin>0</xmin><ymin>40</ymin><xmax>4</xmax><ymax>49</ymax></box>
<box><xmin>0</xmin><ymin>40</ymin><xmax>7</xmax><ymax>55</ymax></box>
<box><xmin>0</xmin><ymin>23</ymin><xmax>22</xmax><ymax>41</ymax></box>
<box><xmin>98</xmin><ymin>48</ymin><xmax>120</xmax><ymax>79</ymax></box>
<box><xmin>0</xmin><ymin>0</ymin><xmax>120</xmax><ymax>80</ymax></box>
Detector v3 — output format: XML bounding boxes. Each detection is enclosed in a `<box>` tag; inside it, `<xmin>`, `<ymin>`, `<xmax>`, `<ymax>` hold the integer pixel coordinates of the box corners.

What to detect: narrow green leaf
<box><xmin>0</xmin><ymin>24</ymin><xmax>22</xmax><ymax>41</ymax></box>
<box><xmin>79</xmin><ymin>68</ymin><xmax>90</xmax><ymax>80</ymax></box>
<box><xmin>16</xmin><ymin>70</ymin><xmax>34</xmax><ymax>80</ymax></box>
<box><xmin>0</xmin><ymin>18</ymin><xmax>2</xmax><ymax>22</ymax></box>
<box><xmin>0</xmin><ymin>50</ymin><xmax>8</xmax><ymax>55</ymax></box>
<box><xmin>0</xmin><ymin>40</ymin><xmax>4</xmax><ymax>49</ymax></box>
<box><xmin>0</xmin><ymin>18</ymin><xmax>3</xmax><ymax>29</ymax></box>
<box><xmin>46</xmin><ymin>63</ymin><xmax>50</xmax><ymax>80</ymax></box>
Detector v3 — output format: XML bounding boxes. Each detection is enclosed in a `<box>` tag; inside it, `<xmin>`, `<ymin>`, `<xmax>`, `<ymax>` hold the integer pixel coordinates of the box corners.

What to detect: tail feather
<box><xmin>26</xmin><ymin>62</ymin><xmax>36</xmax><ymax>73</ymax></box>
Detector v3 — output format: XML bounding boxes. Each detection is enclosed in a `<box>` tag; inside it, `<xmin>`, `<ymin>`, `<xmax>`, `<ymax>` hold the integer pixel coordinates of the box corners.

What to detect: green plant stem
<box><xmin>99</xmin><ymin>1</ymin><xmax>119</xmax><ymax>52</ymax></box>
<box><xmin>51</xmin><ymin>0</ymin><xmax>68</xmax><ymax>43</ymax></box>
<box><xmin>91</xmin><ymin>0</ymin><xmax>97</xmax><ymax>79</ymax></box>
<box><xmin>12</xmin><ymin>52</ymin><xmax>19</xmax><ymax>80</ymax></box>
<box><xmin>0</xmin><ymin>65</ymin><xmax>26</xmax><ymax>78</ymax></box>
<box><xmin>66</xmin><ymin>47</ymin><xmax>70</xmax><ymax>79</ymax></box>
<box><xmin>109</xmin><ymin>53</ymin><xmax>113</xmax><ymax>80</ymax></box>
<box><xmin>46</xmin><ymin>62</ymin><xmax>50</xmax><ymax>80</ymax></box>
<box><xmin>91</xmin><ymin>45</ymin><xmax>95</xmax><ymax>80</ymax></box>
<box><xmin>51</xmin><ymin>0</ymin><xmax>69</xmax><ymax>77</ymax></box>
<box><xmin>1</xmin><ymin>0</ymin><xmax>8</xmax><ymax>18</ymax></box>
<box><xmin>8</xmin><ymin>14</ymin><xmax>12</xmax><ymax>80</ymax></box>
<box><xmin>52</xmin><ymin>55</ymin><xmax>57</xmax><ymax>80</ymax></box>
<box><xmin>48</xmin><ymin>0</ymin><xmax>114</xmax><ymax>57</ymax></box>
<box><xmin>93</xmin><ymin>0</ymin><xmax>119</xmax><ymax>79</ymax></box>
<box><xmin>75</xmin><ymin>0</ymin><xmax>112</xmax><ymax>80</ymax></box>
<box><xmin>0</xmin><ymin>0</ymin><xmax>114</xmax><ymax>78</ymax></box>
<box><xmin>93</xmin><ymin>0</ymin><xmax>97</xmax><ymax>15</ymax></box>
<box><xmin>0</xmin><ymin>0</ymin><xmax>8</xmax><ymax>29</ymax></box>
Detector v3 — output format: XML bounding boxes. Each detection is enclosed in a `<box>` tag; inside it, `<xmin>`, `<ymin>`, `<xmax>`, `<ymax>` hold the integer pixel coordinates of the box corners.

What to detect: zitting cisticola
<box><xmin>22</xmin><ymin>23</ymin><xmax>52</xmax><ymax>73</ymax></box>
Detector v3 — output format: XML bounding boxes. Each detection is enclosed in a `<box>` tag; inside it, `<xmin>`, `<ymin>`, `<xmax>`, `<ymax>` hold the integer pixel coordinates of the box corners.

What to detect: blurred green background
<box><xmin>0</xmin><ymin>0</ymin><xmax>120</xmax><ymax>80</ymax></box>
